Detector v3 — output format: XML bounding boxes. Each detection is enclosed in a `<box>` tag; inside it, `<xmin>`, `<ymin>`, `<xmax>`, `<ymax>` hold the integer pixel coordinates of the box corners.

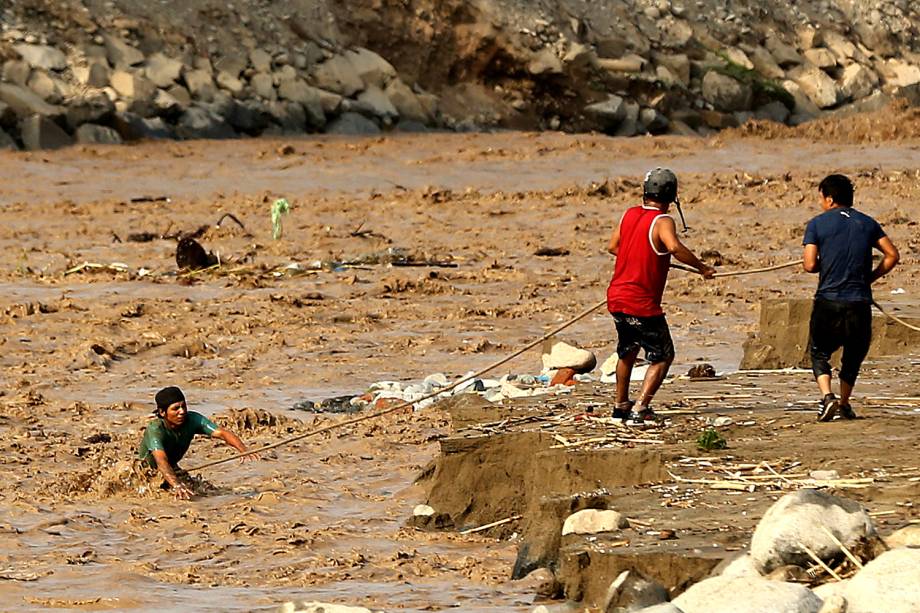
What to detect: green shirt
<box><xmin>138</xmin><ymin>411</ymin><xmax>219</xmax><ymax>468</ymax></box>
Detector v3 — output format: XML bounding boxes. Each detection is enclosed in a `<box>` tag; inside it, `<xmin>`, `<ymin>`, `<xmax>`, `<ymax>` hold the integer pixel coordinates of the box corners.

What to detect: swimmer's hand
<box><xmin>239</xmin><ymin>450</ymin><xmax>261</xmax><ymax>464</ymax></box>
<box><xmin>172</xmin><ymin>483</ymin><xmax>193</xmax><ymax>500</ymax></box>
<box><xmin>699</xmin><ymin>265</ymin><xmax>716</xmax><ymax>280</ymax></box>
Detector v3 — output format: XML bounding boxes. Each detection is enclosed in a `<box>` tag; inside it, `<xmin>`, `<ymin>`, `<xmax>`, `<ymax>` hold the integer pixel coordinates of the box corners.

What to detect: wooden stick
<box><xmin>799</xmin><ymin>542</ymin><xmax>843</xmax><ymax>581</ymax></box>
<box><xmin>821</xmin><ymin>527</ymin><xmax>864</xmax><ymax>569</ymax></box>
<box><xmin>459</xmin><ymin>514</ymin><xmax>523</xmax><ymax>535</ymax></box>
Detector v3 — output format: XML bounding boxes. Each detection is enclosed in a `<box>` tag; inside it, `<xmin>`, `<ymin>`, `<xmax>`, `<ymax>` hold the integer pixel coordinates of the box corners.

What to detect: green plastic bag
<box><xmin>271</xmin><ymin>198</ymin><xmax>290</xmax><ymax>240</ymax></box>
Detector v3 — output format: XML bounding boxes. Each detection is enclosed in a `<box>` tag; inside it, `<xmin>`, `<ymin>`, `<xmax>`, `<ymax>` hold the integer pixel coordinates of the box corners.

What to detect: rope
<box><xmin>186</xmin><ymin>298</ymin><xmax>607</xmax><ymax>472</ymax></box>
<box><xmin>187</xmin><ymin>257</ymin><xmax>917</xmax><ymax>473</ymax></box>
<box><xmin>872</xmin><ymin>300</ymin><xmax>920</xmax><ymax>332</ymax></box>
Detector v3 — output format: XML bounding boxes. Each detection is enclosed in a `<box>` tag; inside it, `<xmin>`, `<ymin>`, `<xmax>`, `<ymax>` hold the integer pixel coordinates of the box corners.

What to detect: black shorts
<box><xmin>809</xmin><ymin>298</ymin><xmax>872</xmax><ymax>385</ymax></box>
<box><xmin>613</xmin><ymin>312</ymin><xmax>675</xmax><ymax>364</ymax></box>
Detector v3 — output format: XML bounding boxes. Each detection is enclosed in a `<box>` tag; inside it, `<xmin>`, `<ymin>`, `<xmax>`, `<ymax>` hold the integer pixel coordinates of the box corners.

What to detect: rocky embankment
<box><xmin>1</xmin><ymin>0</ymin><xmax>920</xmax><ymax>149</ymax></box>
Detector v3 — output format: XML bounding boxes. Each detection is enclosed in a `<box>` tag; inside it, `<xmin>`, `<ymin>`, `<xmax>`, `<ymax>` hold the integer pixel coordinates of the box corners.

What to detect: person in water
<box><xmin>138</xmin><ymin>386</ymin><xmax>259</xmax><ymax>499</ymax></box>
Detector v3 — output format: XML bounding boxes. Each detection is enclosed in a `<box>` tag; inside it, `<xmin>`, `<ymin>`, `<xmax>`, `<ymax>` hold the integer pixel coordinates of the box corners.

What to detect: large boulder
<box><xmin>73</xmin><ymin>61</ymin><xmax>111</xmax><ymax>88</ymax></box>
<box><xmin>277</xmin><ymin>79</ymin><xmax>325</xmax><ymax>128</ymax></box>
<box><xmin>250</xmin><ymin>72</ymin><xmax>276</xmax><ymax>100</ymax></box>
<box><xmin>603</xmin><ymin>570</ymin><xmax>670</xmax><ymax>612</ymax></box>
<box><xmin>65</xmin><ymin>91</ymin><xmax>115</xmax><ymax>129</ymax></box>
<box><xmin>839</xmin><ymin>64</ymin><xmax>878</xmax><ymax>101</ymax></box>
<box><xmin>13</xmin><ymin>44</ymin><xmax>67</xmax><ymax>71</ymax></box>
<box><xmin>326</xmin><ymin>112</ymin><xmax>380</xmax><ymax>135</ymax></box>
<box><xmin>357</xmin><ymin>85</ymin><xmax>399</xmax><ymax>122</ymax></box>
<box><xmin>745</xmin><ymin>45</ymin><xmax>785</xmax><ymax>79</ymax></box>
<box><xmin>27</xmin><ymin>70</ymin><xmax>66</xmax><ymax>103</ymax></box>
<box><xmin>542</xmin><ymin>338</ymin><xmax>597</xmax><ymax>373</ymax></box>
<box><xmin>841</xmin><ymin>548</ymin><xmax>920</xmax><ymax>613</ymax></box>
<box><xmin>2</xmin><ymin>59</ymin><xmax>32</xmax><ymax>86</ymax></box>
<box><xmin>702</xmin><ymin>71</ymin><xmax>752</xmax><ymax>112</ymax></box>
<box><xmin>344</xmin><ymin>47</ymin><xmax>397</xmax><ymax>89</ymax></box>
<box><xmin>249</xmin><ymin>48</ymin><xmax>272</xmax><ymax>73</ymax></box>
<box><xmin>103</xmin><ymin>35</ymin><xmax>145</xmax><ymax>68</ymax></box>
<box><xmin>266</xmin><ymin>100</ymin><xmax>306</xmax><ymax>133</ymax></box>
<box><xmin>386</xmin><ymin>79</ymin><xmax>429</xmax><ymax>123</ymax></box>
<box><xmin>175</xmin><ymin>106</ymin><xmax>236</xmax><ymax>140</ymax></box>
<box><xmin>789</xmin><ymin>65</ymin><xmax>840</xmax><ymax>109</ymax></box>
<box><xmin>20</xmin><ymin>115</ymin><xmax>73</xmax><ymax>150</ymax></box>
<box><xmin>0</xmin><ymin>83</ymin><xmax>62</xmax><ymax>118</ymax></box>
<box><xmin>673</xmin><ymin>576</ymin><xmax>821</xmax><ymax>613</ymax></box>
<box><xmin>885</xmin><ymin>524</ymin><xmax>920</xmax><ymax>548</ymax></box>
<box><xmin>183</xmin><ymin>69</ymin><xmax>217</xmax><ymax>102</ymax></box>
<box><xmin>312</xmin><ymin>55</ymin><xmax>364</xmax><ymax>97</ymax></box>
<box><xmin>765</xmin><ymin>35</ymin><xmax>803</xmax><ymax>67</ymax></box>
<box><xmin>562</xmin><ymin>509</ymin><xmax>629</xmax><ymax>536</ymax></box>
<box><xmin>111</xmin><ymin>112</ymin><xmax>172</xmax><ymax>141</ymax></box>
<box><xmin>75</xmin><ymin>123</ymin><xmax>123</xmax><ymax>145</ymax></box>
<box><xmin>145</xmin><ymin>53</ymin><xmax>184</xmax><ymax>88</ymax></box>
<box><xmin>750</xmin><ymin>489</ymin><xmax>876</xmax><ymax>573</ymax></box>
<box><xmin>584</xmin><ymin>95</ymin><xmax>626</xmax><ymax>132</ymax></box>
<box><xmin>111</xmin><ymin>71</ymin><xmax>157</xmax><ymax>105</ymax></box>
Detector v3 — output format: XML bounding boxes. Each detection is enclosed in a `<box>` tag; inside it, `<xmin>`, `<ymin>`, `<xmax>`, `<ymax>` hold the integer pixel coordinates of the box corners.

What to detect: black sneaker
<box><xmin>818</xmin><ymin>394</ymin><xmax>838</xmax><ymax>422</ymax></box>
<box><xmin>839</xmin><ymin>403</ymin><xmax>857</xmax><ymax>420</ymax></box>
<box><xmin>627</xmin><ymin>407</ymin><xmax>661</xmax><ymax>426</ymax></box>
<box><xmin>612</xmin><ymin>401</ymin><xmax>634</xmax><ymax>420</ymax></box>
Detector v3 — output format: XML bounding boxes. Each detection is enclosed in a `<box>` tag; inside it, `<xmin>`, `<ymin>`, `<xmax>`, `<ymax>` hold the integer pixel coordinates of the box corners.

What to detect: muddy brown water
<box><xmin>0</xmin><ymin>132</ymin><xmax>918</xmax><ymax>611</ymax></box>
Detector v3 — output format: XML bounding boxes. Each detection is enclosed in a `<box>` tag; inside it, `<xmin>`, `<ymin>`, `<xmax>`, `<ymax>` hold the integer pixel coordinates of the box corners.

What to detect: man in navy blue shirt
<box><xmin>803</xmin><ymin>174</ymin><xmax>900</xmax><ymax>421</ymax></box>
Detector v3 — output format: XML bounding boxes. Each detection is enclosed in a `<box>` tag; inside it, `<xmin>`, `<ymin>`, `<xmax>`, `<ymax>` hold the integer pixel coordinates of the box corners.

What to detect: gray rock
<box><xmin>385</xmin><ymin>79</ymin><xmax>428</xmax><ymax>123</ymax></box>
<box><xmin>214</xmin><ymin>54</ymin><xmax>248</xmax><ymax>79</ymax></box>
<box><xmin>753</xmin><ymin>101</ymin><xmax>790</xmax><ymax>124</ymax></box>
<box><xmin>317</xmin><ymin>88</ymin><xmax>343</xmax><ymax>115</ymax></box>
<box><xmin>2</xmin><ymin>60</ymin><xmax>32</xmax><ymax>86</ymax></box>
<box><xmin>0</xmin><ymin>128</ymin><xmax>19</xmax><ymax>150</ymax></box>
<box><xmin>584</xmin><ymin>95</ymin><xmax>626</xmax><ymax>132</ymax></box>
<box><xmin>65</xmin><ymin>91</ymin><xmax>115</xmax><ymax>129</ymax></box>
<box><xmin>13</xmin><ymin>43</ymin><xmax>67</xmax><ymax>71</ymax></box>
<box><xmin>145</xmin><ymin>53</ymin><xmax>184</xmax><ymax>88</ymax></box>
<box><xmin>167</xmin><ymin>84</ymin><xmax>191</xmax><ymax>108</ymax></box>
<box><xmin>266</xmin><ymin>100</ymin><xmax>307</xmax><ymax>133</ymax></box>
<box><xmin>0</xmin><ymin>102</ymin><xmax>15</xmax><ymax>129</ymax></box>
<box><xmin>395</xmin><ymin>119</ymin><xmax>429</xmax><ymax>133</ymax></box>
<box><xmin>640</xmin><ymin>107</ymin><xmax>669</xmax><ymax>134</ymax></box>
<box><xmin>175</xmin><ymin>106</ymin><xmax>236</xmax><ymax>140</ymax></box>
<box><xmin>75</xmin><ymin>123</ymin><xmax>123</xmax><ymax>145</ymax></box>
<box><xmin>112</xmin><ymin>112</ymin><xmax>172</xmax><ymax>141</ymax></box>
<box><xmin>312</xmin><ymin>54</ymin><xmax>364</xmax><ymax>97</ymax></box>
<box><xmin>216</xmin><ymin>71</ymin><xmax>245</xmax><ymax>97</ymax></box>
<box><xmin>816</xmin><ymin>31</ymin><xmax>857</xmax><ymax>63</ymax></box>
<box><xmin>0</xmin><ymin>83</ymin><xmax>62</xmax><ymax>118</ymax></box>
<box><xmin>745</xmin><ymin>45</ymin><xmax>785</xmax><ymax>80</ymax></box>
<box><xmin>357</xmin><ymin>85</ymin><xmax>399</xmax><ymax>122</ymax></box>
<box><xmin>344</xmin><ymin>47</ymin><xmax>397</xmax><ymax>89</ymax></box>
<box><xmin>103</xmin><ymin>35</ymin><xmax>144</xmax><ymax>68</ymax></box>
<box><xmin>250</xmin><ymin>72</ymin><xmax>276</xmax><ymax>100</ymax></box>
<box><xmin>803</xmin><ymin>48</ymin><xmax>836</xmax><ymax>70</ymax></box>
<box><xmin>842</xmin><ymin>548</ymin><xmax>920</xmax><ymax>613</ymax></box>
<box><xmin>20</xmin><ymin>115</ymin><xmax>73</xmax><ymax>150</ymax></box>
<box><xmin>782</xmin><ymin>80</ymin><xmax>821</xmax><ymax>118</ymax></box>
<box><xmin>673</xmin><ymin>576</ymin><xmax>821</xmax><ymax>613</ymax></box>
<box><xmin>528</xmin><ymin>48</ymin><xmax>563</xmax><ymax>75</ymax></box>
<box><xmin>27</xmin><ymin>70</ymin><xmax>64</xmax><ymax>103</ymax></box>
<box><xmin>183</xmin><ymin>69</ymin><xmax>217</xmax><ymax>102</ymax></box>
<box><xmin>274</xmin><ymin>65</ymin><xmax>298</xmax><ymax>84</ymax></box>
<box><xmin>73</xmin><ymin>61</ymin><xmax>110</xmax><ymax>88</ymax></box>
<box><xmin>603</xmin><ymin>570</ymin><xmax>669</xmax><ymax>612</ymax></box>
<box><xmin>839</xmin><ymin>64</ymin><xmax>878</xmax><ymax>101</ymax></box>
<box><xmin>111</xmin><ymin>70</ymin><xmax>156</xmax><ymax>101</ymax></box>
<box><xmin>702</xmin><ymin>71</ymin><xmax>752</xmax><ymax>112</ymax></box>
<box><xmin>327</xmin><ymin>112</ymin><xmax>380</xmax><ymax>135</ymax></box>
<box><xmin>654</xmin><ymin>53</ymin><xmax>690</xmax><ymax>86</ymax></box>
<box><xmin>153</xmin><ymin>88</ymin><xmax>184</xmax><ymax>118</ymax></box>
<box><xmin>249</xmin><ymin>48</ymin><xmax>272</xmax><ymax>73</ymax></box>
<box><xmin>277</xmin><ymin>79</ymin><xmax>325</xmax><ymax>127</ymax></box>
<box><xmin>657</xmin><ymin>17</ymin><xmax>694</xmax><ymax>49</ymax></box>
<box><xmin>789</xmin><ymin>65</ymin><xmax>841</xmax><ymax>109</ymax></box>
<box><xmin>765</xmin><ymin>35</ymin><xmax>803</xmax><ymax>67</ymax></box>
<box><xmin>750</xmin><ymin>489</ymin><xmax>876</xmax><ymax>574</ymax></box>
<box><xmin>228</xmin><ymin>99</ymin><xmax>272</xmax><ymax>134</ymax></box>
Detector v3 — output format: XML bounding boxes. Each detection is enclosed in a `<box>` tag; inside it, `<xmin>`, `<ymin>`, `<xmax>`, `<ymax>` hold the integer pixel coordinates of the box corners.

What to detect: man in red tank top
<box><xmin>607</xmin><ymin>168</ymin><xmax>715</xmax><ymax>424</ymax></box>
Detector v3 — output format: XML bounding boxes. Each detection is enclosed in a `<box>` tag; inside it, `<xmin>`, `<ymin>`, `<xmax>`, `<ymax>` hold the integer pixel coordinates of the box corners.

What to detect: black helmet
<box><xmin>643</xmin><ymin>168</ymin><xmax>678</xmax><ymax>204</ymax></box>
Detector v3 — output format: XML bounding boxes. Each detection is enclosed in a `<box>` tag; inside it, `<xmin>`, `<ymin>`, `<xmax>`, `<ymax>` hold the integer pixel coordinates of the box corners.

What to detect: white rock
<box><xmin>635</xmin><ymin>605</ymin><xmax>684</xmax><ymax>613</ymax></box>
<box><xmin>312</xmin><ymin>54</ymin><xmax>364</xmax><ymax>97</ymax></box>
<box><xmin>750</xmin><ymin>489</ymin><xmax>876</xmax><ymax>573</ymax></box>
<box><xmin>808</xmin><ymin>470</ymin><xmax>839</xmax><ymax>481</ymax></box>
<box><xmin>357</xmin><ymin>84</ymin><xmax>399</xmax><ymax>121</ymax></box>
<box><xmin>423</xmin><ymin>373</ymin><xmax>449</xmax><ymax>388</ymax></box>
<box><xmin>842</xmin><ymin>548</ymin><xmax>920</xmax><ymax>613</ymax></box>
<box><xmin>839</xmin><ymin>64</ymin><xmax>878</xmax><ymax>101</ymax></box>
<box><xmin>413</xmin><ymin>504</ymin><xmax>435</xmax><ymax>517</ymax></box>
<box><xmin>881</xmin><ymin>59</ymin><xmax>920</xmax><ymax>88</ymax></box>
<box><xmin>673</xmin><ymin>576</ymin><xmax>821</xmax><ymax>613</ymax></box>
<box><xmin>812</xmin><ymin>580</ymin><xmax>848</xmax><ymax>601</ymax></box>
<box><xmin>562</xmin><ymin>509</ymin><xmax>629</xmax><ymax>536</ymax></box>
<box><xmin>803</xmin><ymin>48</ymin><xmax>836</xmax><ymax>69</ymax></box>
<box><xmin>884</xmin><ymin>524</ymin><xmax>920</xmax><ymax>548</ymax></box>
<box><xmin>817</xmin><ymin>594</ymin><xmax>847</xmax><ymax>613</ymax></box>
<box><xmin>13</xmin><ymin>43</ymin><xmax>67</xmax><ymax>71</ymax></box>
<box><xmin>723</xmin><ymin>47</ymin><xmax>754</xmax><ymax>70</ymax></box>
<box><xmin>541</xmin><ymin>338</ymin><xmax>597</xmax><ymax>372</ymax></box>
<box><xmin>718</xmin><ymin>553</ymin><xmax>762</xmax><ymax>578</ymax></box>
<box><xmin>788</xmin><ymin>65</ymin><xmax>840</xmax><ymax>109</ymax></box>
<box><xmin>499</xmin><ymin>381</ymin><xmax>531</xmax><ymax>399</ymax></box>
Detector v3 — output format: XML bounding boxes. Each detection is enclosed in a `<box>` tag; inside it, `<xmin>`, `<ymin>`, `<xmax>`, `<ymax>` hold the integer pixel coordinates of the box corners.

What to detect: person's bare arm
<box><xmin>803</xmin><ymin>244</ymin><xmax>820</xmax><ymax>273</ymax></box>
<box><xmin>211</xmin><ymin>428</ymin><xmax>259</xmax><ymax>463</ymax></box>
<box><xmin>871</xmin><ymin>236</ymin><xmax>900</xmax><ymax>283</ymax></box>
<box><xmin>607</xmin><ymin>224</ymin><xmax>621</xmax><ymax>255</ymax></box>
<box><xmin>654</xmin><ymin>216</ymin><xmax>715</xmax><ymax>278</ymax></box>
<box><xmin>151</xmin><ymin>449</ymin><xmax>192</xmax><ymax>499</ymax></box>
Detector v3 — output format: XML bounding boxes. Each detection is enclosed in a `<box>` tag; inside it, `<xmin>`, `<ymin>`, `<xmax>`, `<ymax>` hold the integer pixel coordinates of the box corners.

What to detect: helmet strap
<box><xmin>674</xmin><ymin>197</ymin><xmax>689</xmax><ymax>231</ymax></box>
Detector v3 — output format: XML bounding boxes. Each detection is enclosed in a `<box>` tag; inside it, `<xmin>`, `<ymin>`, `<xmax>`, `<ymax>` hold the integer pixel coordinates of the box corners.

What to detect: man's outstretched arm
<box><xmin>655</xmin><ymin>216</ymin><xmax>715</xmax><ymax>278</ymax></box>
<box><xmin>211</xmin><ymin>428</ymin><xmax>259</xmax><ymax>463</ymax></box>
<box><xmin>151</xmin><ymin>449</ymin><xmax>192</xmax><ymax>499</ymax></box>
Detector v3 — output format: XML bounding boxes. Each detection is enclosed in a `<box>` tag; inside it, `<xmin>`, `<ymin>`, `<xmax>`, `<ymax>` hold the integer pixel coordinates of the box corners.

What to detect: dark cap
<box><xmin>155</xmin><ymin>386</ymin><xmax>185</xmax><ymax>412</ymax></box>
